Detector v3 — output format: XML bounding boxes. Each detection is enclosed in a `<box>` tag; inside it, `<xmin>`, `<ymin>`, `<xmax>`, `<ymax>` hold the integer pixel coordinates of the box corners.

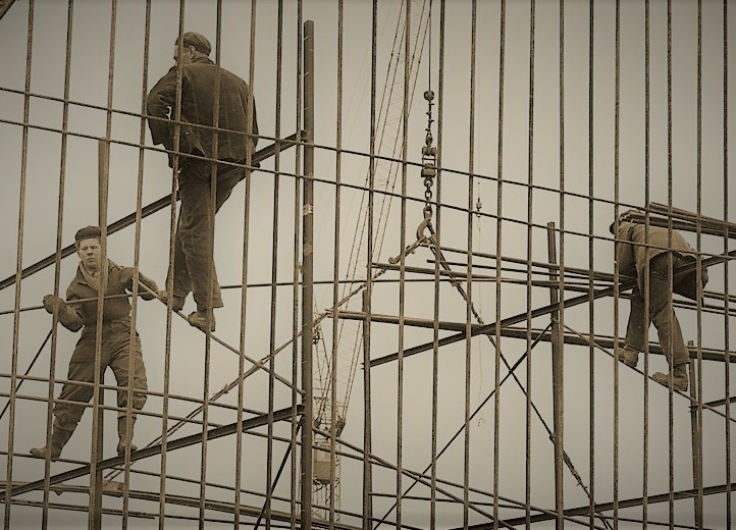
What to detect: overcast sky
<box><xmin>1</xmin><ymin>0</ymin><xmax>735</xmax><ymax>528</ymax></box>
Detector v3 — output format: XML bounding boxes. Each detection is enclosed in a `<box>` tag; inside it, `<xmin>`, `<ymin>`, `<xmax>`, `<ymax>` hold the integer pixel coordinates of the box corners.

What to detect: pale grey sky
<box><xmin>0</xmin><ymin>0</ymin><xmax>735</xmax><ymax>528</ymax></box>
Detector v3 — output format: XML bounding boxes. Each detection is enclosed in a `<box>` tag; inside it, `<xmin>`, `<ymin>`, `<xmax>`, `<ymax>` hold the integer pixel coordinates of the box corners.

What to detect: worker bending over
<box><xmin>612</xmin><ymin>211</ymin><xmax>708</xmax><ymax>392</ymax></box>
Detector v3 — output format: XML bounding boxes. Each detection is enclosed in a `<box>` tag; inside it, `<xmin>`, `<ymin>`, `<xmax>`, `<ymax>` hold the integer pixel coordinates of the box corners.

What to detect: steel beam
<box><xmin>0</xmin><ymin>134</ymin><xmax>301</xmax><ymax>293</ymax></box>
<box><xmin>1</xmin><ymin>405</ymin><xmax>303</xmax><ymax>498</ymax></box>
<box><xmin>331</xmin><ymin>312</ymin><xmax>736</xmax><ymax>364</ymax></box>
<box><xmin>369</xmin><ymin>250</ymin><xmax>736</xmax><ymax>368</ymax></box>
<box><xmin>546</xmin><ymin>223</ymin><xmax>564</xmax><ymax>530</ymax></box>
<box><xmin>301</xmin><ymin>19</ymin><xmax>315</xmax><ymax>530</ymax></box>
<box><xmin>485</xmin><ymin>481</ymin><xmax>736</xmax><ymax>528</ymax></box>
<box><xmin>0</xmin><ymin>0</ymin><xmax>18</xmax><ymax>21</ymax></box>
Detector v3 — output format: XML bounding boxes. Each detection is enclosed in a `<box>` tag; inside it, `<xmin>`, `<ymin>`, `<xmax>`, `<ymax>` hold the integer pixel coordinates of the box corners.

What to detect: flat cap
<box><xmin>74</xmin><ymin>225</ymin><xmax>102</xmax><ymax>242</ymax></box>
<box><xmin>177</xmin><ymin>31</ymin><xmax>211</xmax><ymax>56</ymax></box>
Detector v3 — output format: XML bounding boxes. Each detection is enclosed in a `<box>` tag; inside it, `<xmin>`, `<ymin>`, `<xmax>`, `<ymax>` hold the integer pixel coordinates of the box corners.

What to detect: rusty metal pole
<box><xmin>361</xmin><ymin>288</ymin><xmax>373</xmax><ymax>527</ymax></box>
<box><xmin>89</xmin><ymin>139</ymin><xmax>108</xmax><ymax>529</ymax></box>
<box><xmin>688</xmin><ymin>340</ymin><xmax>703</xmax><ymax>528</ymax></box>
<box><xmin>300</xmin><ymin>19</ymin><xmax>315</xmax><ymax>530</ymax></box>
<box><xmin>547</xmin><ymin>222</ymin><xmax>564</xmax><ymax>529</ymax></box>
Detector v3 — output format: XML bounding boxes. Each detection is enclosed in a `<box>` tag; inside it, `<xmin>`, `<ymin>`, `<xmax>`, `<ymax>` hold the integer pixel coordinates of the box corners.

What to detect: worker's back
<box><xmin>147</xmin><ymin>57</ymin><xmax>259</xmax><ymax>165</ymax></box>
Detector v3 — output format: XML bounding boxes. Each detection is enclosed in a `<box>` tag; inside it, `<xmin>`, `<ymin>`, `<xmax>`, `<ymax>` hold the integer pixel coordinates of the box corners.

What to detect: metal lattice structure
<box><xmin>0</xmin><ymin>1</ymin><xmax>734</xmax><ymax>529</ymax></box>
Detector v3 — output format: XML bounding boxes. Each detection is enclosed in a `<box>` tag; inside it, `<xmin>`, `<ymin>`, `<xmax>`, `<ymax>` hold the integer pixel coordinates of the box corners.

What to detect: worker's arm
<box><xmin>248</xmin><ymin>86</ymin><xmax>259</xmax><ymax>151</ymax></box>
<box><xmin>614</xmin><ymin>224</ymin><xmax>636</xmax><ymax>277</ymax></box>
<box><xmin>146</xmin><ymin>66</ymin><xmax>178</xmax><ymax>149</ymax></box>
<box><xmin>119</xmin><ymin>267</ymin><xmax>159</xmax><ymax>301</ymax></box>
<box><xmin>43</xmin><ymin>294</ymin><xmax>83</xmax><ymax>332</ymax></box>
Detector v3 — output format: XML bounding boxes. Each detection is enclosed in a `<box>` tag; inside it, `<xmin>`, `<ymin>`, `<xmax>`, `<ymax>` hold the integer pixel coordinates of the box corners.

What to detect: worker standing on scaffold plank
<box><xmin>146</xmin><ymin>31</ymin><xmax>259</xmax><ymax>333</ymax></box>
<box><xmin>30</xmin><ymin>226</ymin><xmax>158</xmax><ymax>462</ymax></box>
<box><xmin>611</xmin><ymin>210</ymin><xmax>708</xmax><ymax>392</ymax></box>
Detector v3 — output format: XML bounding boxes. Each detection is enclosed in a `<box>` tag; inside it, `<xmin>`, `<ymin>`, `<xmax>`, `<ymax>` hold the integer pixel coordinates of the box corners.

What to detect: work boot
<box><xmin>158</xmin><ymin>290</ymin><xmax>184</xmax><ymax>312</ymax></box>
<box><xmin>188</xmin><ymin>311</ymin><xmax>215</xmax><ymax>332</ymax></box>
<box><xmin>117</xmin><ymin>416</ymin><xmax>137</xmax><ymax>455</ymax></box>
<box><xmin>615</xmin><ymin>346</ymin><xmax>639</xmax><ymax>368</ymax></box>
<box><xmin>29</xmin><ymin>426</ymin><xmax>74</xmax><ymax>462</ymax></box>
<box><xmin>652</xmin><ymin>364</ymin><xmax>688</xmax><ymax>392</ymax></box>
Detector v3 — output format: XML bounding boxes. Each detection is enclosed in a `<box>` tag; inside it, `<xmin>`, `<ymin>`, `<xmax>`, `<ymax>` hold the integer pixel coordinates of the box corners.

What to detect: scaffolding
<box><xmin>0</xmin><ymin>0</ymin><xmax>734</xmax><ymax>529</ymax></box>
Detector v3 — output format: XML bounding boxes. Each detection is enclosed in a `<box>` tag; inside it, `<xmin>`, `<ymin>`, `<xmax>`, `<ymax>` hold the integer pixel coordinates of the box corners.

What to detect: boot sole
<box><xmin>652</xmin><ymin>375</ymin><xmax>688</xmax><ymax>392</ymax></box>
<box><xmin>29</xmin><ymin>448</ymin><xmax>59</xmax><ymax>462</ymax></box>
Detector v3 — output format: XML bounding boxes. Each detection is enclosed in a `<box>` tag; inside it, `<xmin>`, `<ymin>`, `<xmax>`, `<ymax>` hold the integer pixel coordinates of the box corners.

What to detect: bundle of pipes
<box><xmin>623</xmin><ymin>203</ymin><xmax>736</xmax><ymax>240</ymax></box>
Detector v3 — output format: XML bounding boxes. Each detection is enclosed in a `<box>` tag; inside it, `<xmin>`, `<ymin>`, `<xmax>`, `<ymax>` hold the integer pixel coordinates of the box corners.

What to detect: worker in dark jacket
<box><xmin>147</xmin><ymin>31</ymin><xmax>259</xmax><ymax>332</ymax></box>
<box><xmin>611</xmin><ymin>211</ymin><xmax>708</xmax><ymax>391</ymax></box>
<box><xmin>30</xmin><ymin>226</ymin><xmax>158</xmax><ymax>461</ymax></box>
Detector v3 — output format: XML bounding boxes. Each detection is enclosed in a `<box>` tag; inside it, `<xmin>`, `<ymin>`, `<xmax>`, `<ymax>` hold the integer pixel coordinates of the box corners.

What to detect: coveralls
<box><xmin>614</xmin><ymin>221</ymin><xmax>708</xmax><ymax>368</ymax></box>
<box><xmin>51</xmin><ymin>261</ymin><xmax>156</xmax><ymax>433</ymax></box>
<box><xmin>147</xmin><ymin>56</ymin><xmax>259</xmax><ymax>312</ymax></box>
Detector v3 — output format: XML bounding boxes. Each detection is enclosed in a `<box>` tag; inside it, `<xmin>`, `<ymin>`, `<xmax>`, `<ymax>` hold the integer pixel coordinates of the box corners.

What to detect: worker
<box><xmin>146</xmin><ymin>31</ymin><xmax>259</xmax><ymax>332</ymax></box>
<box><xmin>30</xmin><ymin>226</ymin><xmax>158</xmax><ymax>461</ymax></box>
<box><xmin>611</xmin><ymin>211</ymin><xmax>708</xmax><ymax>391</ymax></box>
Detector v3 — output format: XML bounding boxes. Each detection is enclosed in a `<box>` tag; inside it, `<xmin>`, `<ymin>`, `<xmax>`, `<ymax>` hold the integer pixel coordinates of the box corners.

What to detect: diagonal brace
<box><xmin>369</xmin><ymin>251</ymin><xmax>736</xmax><ymax>368</ymax></box>
<box><xmin>1</xmin><ymin>404</ymin><xmax>303</xmax><ymax>498</ymax></box>
<box><xmin>0</xmin><ymin>133</ymin><xmax>301</xmax><ymax>293</ymax></box>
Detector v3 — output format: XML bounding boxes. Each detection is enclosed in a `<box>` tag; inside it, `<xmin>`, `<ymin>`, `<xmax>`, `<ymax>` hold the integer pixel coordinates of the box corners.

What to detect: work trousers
<box><xmin>171</xmin><ymin>158</ymin><xmax>244</xmax><ymax>312</ymax></box>
<box><xmin>625</xmin><ymin>253</ymin><xmax>691</xmax><ymax>368</ymax></box>
<box><xmin>53</xmin><ymin>320</ymin><xmax>148</xmax><ymax>430</ymax></box>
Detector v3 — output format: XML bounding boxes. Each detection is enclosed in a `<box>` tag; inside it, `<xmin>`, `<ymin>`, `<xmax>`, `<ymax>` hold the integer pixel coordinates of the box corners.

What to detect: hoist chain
<box><xmin>421</xmin><ymin>89</ymin><xmax>437</xmax><ymax>220</ymax></box>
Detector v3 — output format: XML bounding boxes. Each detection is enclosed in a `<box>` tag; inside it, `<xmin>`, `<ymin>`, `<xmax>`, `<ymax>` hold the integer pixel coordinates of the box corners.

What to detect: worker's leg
<box><xmin>110</xmin><ymin>332</ymin><xmax>148</xmax><ymax>416</ymax></box>
<box><xmin>646</xmin><ymin>253</ymin><xmax>689</xmax><ymax>390</ymax></box>
<box><xmin>108</xmin><ymin>324</ymin><xmax>147</xmax><ymax>454</ymax></box>
<box><xmin>625</xmin><ymin>286</ymin><xmax>648</xmax><ymax>352</ymax></box>
<box><xmin>214</xmin><ymin>164</ymin><xmax>244</xmax><ymax>213</ymax></box>
<box><xmin>176</xmin><ymin>159</ymin><xmax>227</xmax><ymax>313</ymax></box>
<box><xmin>32</xmin><ymin>334</ymin><xmax>97</xmax><ymax>460</ymax></box>
<box><xmin>166</xmin><ymin>163</ymin><xmax>203</xmax><ymax>310</ymax></box>
<box><xmin>650</xmin><ymin>293</ymin><xmax>689</xmax><ymax>391</ymax></box>
<box><xmin>168</xmin><ymin>217</ymin><xmax>192</xmax><ymax>309</ymax></box>
<box><xmin>108</xmin><ymin>325</ymin><xmax>148</xmax><ymax>414</ymax></box>
<box><xmin>52</xmin><ymin>334</ymin><xmax>99</xmax><ymax>429</ymax></box>
<box><xmin>649</xmin><ymin>254</ymin><xmax>690</xmax><ymax>368</ymax></box>
<box><xmin>195</xmin><ymin>164</ymin><xmax>241</xmax><ymax>313</ymax></box>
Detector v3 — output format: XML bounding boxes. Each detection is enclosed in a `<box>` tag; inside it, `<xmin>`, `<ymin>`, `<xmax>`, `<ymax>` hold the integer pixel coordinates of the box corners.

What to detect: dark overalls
<box><xmin>52</xmin><ymin>263</ymin><xmax>153</xmax><ymax>432</ymax></box>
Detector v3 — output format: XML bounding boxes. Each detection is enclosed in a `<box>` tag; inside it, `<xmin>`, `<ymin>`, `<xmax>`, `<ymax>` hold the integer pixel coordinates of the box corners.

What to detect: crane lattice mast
<box><xmin>312</xmin><ymin>0</ymin><xmax>432</xmax><ymax>520</ymax></box>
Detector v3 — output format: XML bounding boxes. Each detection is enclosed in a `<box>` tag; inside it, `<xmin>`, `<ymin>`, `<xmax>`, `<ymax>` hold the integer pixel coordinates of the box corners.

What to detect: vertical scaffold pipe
<box><xmin>546</xmin><ymin>222</ymin><xmax>564</xmax><ymax>529</ymax></box>
<box><xmin>688</xmin><ymin>341</ymin><xmax>704</xmax><ymax>527</ymax></box>
<box><xmin>90</xmin><ymin>138</ymin><xmax>109</xmax><ymax>529</ymax></box>
<box><xmin>301</xmin><ymin>19</ymin><xmax>315</xmax><ymax>530</ymax></box>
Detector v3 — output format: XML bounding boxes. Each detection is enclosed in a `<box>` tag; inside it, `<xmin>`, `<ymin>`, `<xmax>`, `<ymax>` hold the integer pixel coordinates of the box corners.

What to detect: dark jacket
<box><xmin>60</xmin><ymin>262</ymin><xmax>158</xmax><ymax>330</ymax></box>
<box><xmin>614</xmin><ymin>221</ymin><xmax>708</xmax><ymax>300</ymax></box>
<box><xmin>147</xmin><ymin>56</ymin><xmax>259</xmax><ymax>167</ymax></box>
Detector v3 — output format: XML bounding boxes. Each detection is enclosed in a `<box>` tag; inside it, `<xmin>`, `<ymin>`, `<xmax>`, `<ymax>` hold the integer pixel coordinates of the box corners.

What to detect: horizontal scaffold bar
<box><xmin>462</xmin><ymin>480</ymin><xmax>736</xmax><ymax>529</ymax></box>
<box><xmin>368</xmin><ymin>250</ymin><xmax>736</xmax><ymax>368</ymax></box>
<box><xmin>0</xmin><ymin>404</ymin><xmax>303</xmax><ymax>498</ymax></box>
<box><xmin>330</xmin><ymin>311</ymin><xmax>735</xmax><ymax>364</ymax></box>
<box><xmin>12</xmin><ymin>481</ymin><xmax>365</xmax><ymax>530</ymax></box>
<box><xmin>0</xmin><ymin>133</ymin><xmax>301</xmax><ymax>293</ymax></box>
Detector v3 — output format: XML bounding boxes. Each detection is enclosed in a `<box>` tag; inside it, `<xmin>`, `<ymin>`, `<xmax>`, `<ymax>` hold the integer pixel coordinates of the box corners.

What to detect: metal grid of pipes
<box><xmin>0</xmin><ymin>1</ymin><xmax>734</xmax><ymax>528</ymax></box>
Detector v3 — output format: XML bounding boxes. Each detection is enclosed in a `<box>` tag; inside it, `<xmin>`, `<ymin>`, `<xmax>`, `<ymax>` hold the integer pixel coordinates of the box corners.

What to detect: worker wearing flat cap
<box><xmin>30</xmin><ymin>226</ymin><xmax>159</xmax><ymax>462</ymax></box>
<box><xmin>611</xmin><ymin>210</ymin><xmax>708</xmax><ymax>392</ymax></box>
<box><xmin>146</xmin><ymin>31</ymin><xmax>259</xmax><ymax>332</ymax></box>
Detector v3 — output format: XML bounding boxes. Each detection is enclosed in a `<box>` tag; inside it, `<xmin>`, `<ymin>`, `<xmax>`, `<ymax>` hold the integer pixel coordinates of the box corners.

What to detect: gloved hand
<box><xmin>139</xmin><ymin>275</ymin><xmax>159</xmax><ymax>301</ymax></box>
<box><xmin>42</xmin><ymin>294</ymin><xmax>67</xmax><ymax>314</ymax></box>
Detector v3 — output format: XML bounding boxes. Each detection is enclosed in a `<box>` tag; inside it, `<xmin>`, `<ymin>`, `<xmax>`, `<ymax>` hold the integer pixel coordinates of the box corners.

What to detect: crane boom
<box><xmin>312</xmin><ymin>0</ymin><xmax>432</xmax><ymax>520</ymax></box>
<box><xmin>0</xmin><ymin>0</ymin><xmax>19</xmax><ymax>21</ymax></box>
